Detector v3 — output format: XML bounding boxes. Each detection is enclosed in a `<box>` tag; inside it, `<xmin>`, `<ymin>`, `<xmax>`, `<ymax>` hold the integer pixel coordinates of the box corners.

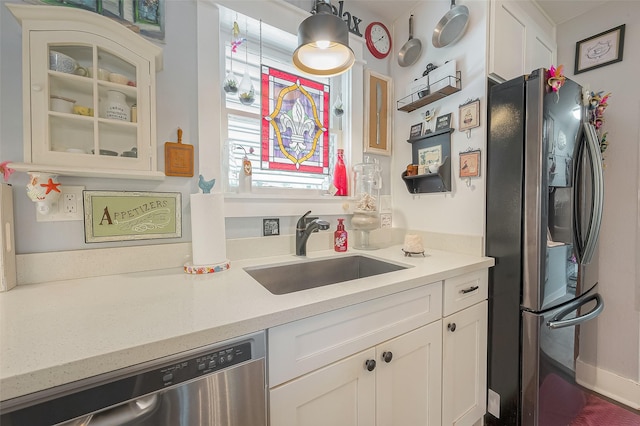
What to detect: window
<box><xmin>219</xmin><ymin>7</ymin><xmax>351</xmax><ymax>195</ymax></box>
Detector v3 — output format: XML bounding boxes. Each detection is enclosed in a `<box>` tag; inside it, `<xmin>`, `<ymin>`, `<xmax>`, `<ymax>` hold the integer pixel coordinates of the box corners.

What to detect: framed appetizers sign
<box><xmin>364</xmin><ymin>70</ymin><xmax>393</xmax><ymax>156</ymax></box>
<box><xmin>84</xmin><ymin>191</ymin><xmax>181</xmax><ymax>242</ymax></box>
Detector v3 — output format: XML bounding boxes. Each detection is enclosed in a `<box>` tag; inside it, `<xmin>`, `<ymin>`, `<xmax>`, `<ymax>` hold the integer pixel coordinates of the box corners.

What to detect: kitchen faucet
<box><xmin>296</xmin><ymin>210</ymin><xmax>330</xmax><ymax>256</ymax></box>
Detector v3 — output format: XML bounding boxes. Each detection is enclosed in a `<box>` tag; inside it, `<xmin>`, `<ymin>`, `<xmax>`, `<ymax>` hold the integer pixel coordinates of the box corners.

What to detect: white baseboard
<box><xmin>576</xmin><ymin>357</ymin><xmax>640</xmax><ymax>410</ymax></box>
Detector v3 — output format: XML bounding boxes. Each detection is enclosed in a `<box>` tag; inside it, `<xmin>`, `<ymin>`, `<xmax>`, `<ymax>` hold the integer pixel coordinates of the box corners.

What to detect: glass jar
<box><xmin>352</xmin><ymin>159</ymin><xmax>382</xmax><ymax>249</ymax></box>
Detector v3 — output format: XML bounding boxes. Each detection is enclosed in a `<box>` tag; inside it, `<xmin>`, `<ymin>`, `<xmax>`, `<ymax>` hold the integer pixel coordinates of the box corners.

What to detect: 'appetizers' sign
<box><xmin>84</xmin><ymin>191</ymin><xmax>182</xmax><ymax>242</ymax></box>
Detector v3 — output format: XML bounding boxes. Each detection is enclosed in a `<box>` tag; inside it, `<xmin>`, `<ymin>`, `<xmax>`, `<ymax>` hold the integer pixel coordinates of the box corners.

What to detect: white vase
<box><xmin>105</xmin><ymin>90</ymin><xmax>130</xmax><ymax>121</ymax></box>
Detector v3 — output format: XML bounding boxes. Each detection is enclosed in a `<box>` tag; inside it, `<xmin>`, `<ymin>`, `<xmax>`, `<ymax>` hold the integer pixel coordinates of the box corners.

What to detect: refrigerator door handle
<box><xmin>547</xmin><ymin>293</ymin><xmax>604</xmax><ymax>329</ymax></box>
<box><xmin>577</xmin><ymin>123</ymin><xmax>605</xmax><ymax>265</ymax></box>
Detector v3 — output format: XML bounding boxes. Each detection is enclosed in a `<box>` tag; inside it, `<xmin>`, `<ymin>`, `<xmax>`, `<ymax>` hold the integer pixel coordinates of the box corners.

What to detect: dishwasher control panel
<box><xmin>157</xmin><ymin>341</ymin><xmax>252</xmax><ymax>387</ymax></box>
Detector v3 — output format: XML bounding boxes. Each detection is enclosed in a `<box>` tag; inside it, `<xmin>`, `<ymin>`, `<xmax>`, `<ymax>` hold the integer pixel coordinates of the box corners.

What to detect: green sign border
<box><xmin>84</xmin><ymin>191</ymin><xmax>182</xmax><ymax>243</ymax></box>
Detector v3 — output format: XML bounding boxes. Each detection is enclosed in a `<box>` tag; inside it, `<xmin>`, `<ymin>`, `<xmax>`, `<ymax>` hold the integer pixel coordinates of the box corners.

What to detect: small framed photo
<box><xmin>575</xmin><ymin>24</ymin><xmax>625</xmax><ymax>74</ymax></box>
<box><xmin>435</xmin><ymin>113</ymin><xmax>452</xmax><ymax>131</ymax></box>
<box><xmin>364</xmin><ymin>70</ymin><xmax>393</xmax><ymax>155</ymax></box>
<box><xmin>263</xmin><ymin>218</ymin><xmax>280</xmax><ymax>236</ymax></box>
<box><xmin>459</xmin><ymin>99</ymin><xmax>480</xmax><ymax>132</ymax></box>
<box><xmin>460</xmin><ymin>150</ymin><xmax>481</xmax><ymax>178</ymax></box>
<box><xmin>410</xmin><ymin>122</ymin><xmax>423</xmax><ymax>139</ymax></box>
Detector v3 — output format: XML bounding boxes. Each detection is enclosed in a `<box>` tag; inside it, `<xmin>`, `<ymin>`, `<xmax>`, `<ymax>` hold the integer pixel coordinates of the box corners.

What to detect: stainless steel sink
<box><xmin>244</xmin><ymin>255</ymin><xmax>409</xmax><ymax>295</ymax></box>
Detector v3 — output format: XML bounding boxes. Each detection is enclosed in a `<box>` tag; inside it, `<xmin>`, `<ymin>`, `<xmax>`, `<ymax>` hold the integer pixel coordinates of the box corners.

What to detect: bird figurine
<box><xmin>198</xmin><ymin>175</ymin><xmax>216</xmax><ymax>194</ymax></box>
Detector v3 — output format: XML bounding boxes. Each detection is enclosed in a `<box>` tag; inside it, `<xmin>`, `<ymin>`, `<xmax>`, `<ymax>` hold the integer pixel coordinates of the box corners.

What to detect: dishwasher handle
<box><xmin>86</xmin><ymin>394</ymin><xmax>158</xmax><ymax>426</ymax></box>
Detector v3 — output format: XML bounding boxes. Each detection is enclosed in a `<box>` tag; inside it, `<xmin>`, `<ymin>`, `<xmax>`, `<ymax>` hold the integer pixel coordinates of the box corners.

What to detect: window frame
<box><xmin>195</xmin><ymin>0</ymin><xmax>365</xmax><ymax>218</ymax></box>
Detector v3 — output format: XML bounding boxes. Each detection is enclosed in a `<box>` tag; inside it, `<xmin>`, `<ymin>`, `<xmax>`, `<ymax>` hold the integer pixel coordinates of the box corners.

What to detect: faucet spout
<box><xmin>296</xmin><ymin>210</ymin><xmax>330</xmax><ymax>256</ymax></box>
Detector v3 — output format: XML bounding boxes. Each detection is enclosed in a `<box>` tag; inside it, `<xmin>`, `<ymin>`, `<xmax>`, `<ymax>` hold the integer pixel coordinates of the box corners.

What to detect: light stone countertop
<box><xmin>0</xmin><ymin>245</ymin><xmax>493</xmax><ymax>402</ymax></box>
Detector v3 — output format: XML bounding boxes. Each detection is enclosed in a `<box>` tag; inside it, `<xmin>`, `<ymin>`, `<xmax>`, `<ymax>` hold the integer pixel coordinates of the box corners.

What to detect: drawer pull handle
<box><xmin>365</xmin><ymin>359</ymin><xmax>377</xmax><ymax>371</ymax></box>
<box><xmin>382</xmin><ymin>351</ymin><xmax>393</xmax><ymax>363</ymax></box>
<box><xmin>448</xmin><ymin>323</ymin><xmax>457</xmax><ymax>332</ymax></box>
<box><xmin>460</xmin><ymin>285</ymin><xmax>479</xmax><ymax>294</ymax></box>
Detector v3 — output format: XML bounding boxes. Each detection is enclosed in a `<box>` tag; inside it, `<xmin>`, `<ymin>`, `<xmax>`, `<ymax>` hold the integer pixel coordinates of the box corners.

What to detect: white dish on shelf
<box><xmin>109</xmin><ymin>73</ymin><xmax>129</xmax><ymax>85</ymax></box>
<box><xmin>49</xmin><ymin>51</ymin><xmax>77</xmax><ymax>74</ymax></box>
<box><xmin>50</xmin><ymin>95</ymin><xmax>76</xmax><ymax>113</ymax></box>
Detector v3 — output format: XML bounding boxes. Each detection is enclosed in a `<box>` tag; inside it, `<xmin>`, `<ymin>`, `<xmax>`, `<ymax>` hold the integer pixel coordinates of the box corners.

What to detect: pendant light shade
<box><xmin>293</xmin><ymin>0</ymin><xmax>355</xmax><ymax>77</ymax></box>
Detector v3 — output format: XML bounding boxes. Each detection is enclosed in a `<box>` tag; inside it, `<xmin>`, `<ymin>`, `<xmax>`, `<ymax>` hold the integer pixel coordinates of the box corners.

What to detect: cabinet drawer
<box><xmin>443</xmin><ymin>270</ymin><xmax>488</xmax><ymax>317</ymax></box>
<box><xmin>268</xmin><ymin>283</ymin><xmax>442</xmax><ymax>387</ymax></box>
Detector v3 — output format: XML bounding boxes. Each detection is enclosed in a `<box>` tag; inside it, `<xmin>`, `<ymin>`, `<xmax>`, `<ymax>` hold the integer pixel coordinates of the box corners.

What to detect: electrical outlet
<box><xmin>36</xmin><ymin>186</ymin><xmax>85</xmax><ymax>222</ymax></box>
<box><xmin>487</xmin><ymin>388</ymin><xmax>500</xmax><ymax>418</ymax></box>
<box><xmin>63</xmin><ymin>193</ymin><xmax>77</xmax><ymax>214</ymax></box>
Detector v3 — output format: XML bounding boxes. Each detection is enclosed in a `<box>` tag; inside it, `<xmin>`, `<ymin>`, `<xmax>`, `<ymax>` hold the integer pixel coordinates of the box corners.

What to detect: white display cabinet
<box><xmin>7</xmin><ymin>4</ymin><xmax>164</xmax><ymax>180</ymax></box>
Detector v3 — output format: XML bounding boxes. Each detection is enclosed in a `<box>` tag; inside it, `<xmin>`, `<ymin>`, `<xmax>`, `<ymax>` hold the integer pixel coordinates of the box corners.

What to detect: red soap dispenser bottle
<box><xmin>334</xmin><ymin>218</ymin><xmax>348</xmax><ymax>252</ymax></box>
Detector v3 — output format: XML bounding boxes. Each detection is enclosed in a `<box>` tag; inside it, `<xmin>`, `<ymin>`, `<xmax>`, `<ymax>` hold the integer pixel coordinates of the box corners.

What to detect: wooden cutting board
<box><xmin>165</xmin><ymin>128</ymin><xmax>194</xmax><ymax>177</ymax></box>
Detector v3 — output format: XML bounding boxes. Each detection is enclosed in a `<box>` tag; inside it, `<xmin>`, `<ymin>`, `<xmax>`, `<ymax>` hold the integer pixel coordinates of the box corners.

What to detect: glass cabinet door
<box><xmin>30</xmin><ymin>31</ymin><xmax>150</xmax><ymax>171</ymax></box>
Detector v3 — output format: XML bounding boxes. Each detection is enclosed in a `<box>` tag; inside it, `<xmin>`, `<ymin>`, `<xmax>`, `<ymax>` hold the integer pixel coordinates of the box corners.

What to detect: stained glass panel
<box><xmin>261</xmin><ymin>66</ymin><xmax>330</xmax><ymax>174</ymax></box>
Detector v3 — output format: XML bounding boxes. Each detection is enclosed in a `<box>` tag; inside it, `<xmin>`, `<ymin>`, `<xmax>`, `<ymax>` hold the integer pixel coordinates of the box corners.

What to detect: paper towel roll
<box><xmin>190</xmin><ymin>193</ymin><xmax>227</xmax><ymax>266</ymax></box>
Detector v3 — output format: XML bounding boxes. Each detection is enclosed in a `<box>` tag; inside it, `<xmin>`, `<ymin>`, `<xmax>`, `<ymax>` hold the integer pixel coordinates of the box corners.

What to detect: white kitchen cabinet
<box><xmin>442</xmin><ymin>300</ymin><xmax>488</xmax><ymax>426</ymax></box>
<box><xmin>270</xmin><ymin>322</ymin><xmax>443</xmax><ymax>426</ymax></box>
<box><xmin>7</xmin><ymin>4</ymin><xmax>164</xmax><ymax>180</ymax></box>
<box><xmin>489</xmin><ymin>0</ymin><xmax>556</xmax><ymax>82</ymax></box>
<box><xmin>270</xmin><ymin>347</ymin><xmax>377</xmax><ymax>426</ymax></box>
<box><xmin>376</xmin><ymin>323</ymin><xmax>443</xmax><ymax>425</ymax></box>
<box><xmin>268</xmin><ymin>269</ymin><xmax>490</xmax><ymax>426</ymax></box>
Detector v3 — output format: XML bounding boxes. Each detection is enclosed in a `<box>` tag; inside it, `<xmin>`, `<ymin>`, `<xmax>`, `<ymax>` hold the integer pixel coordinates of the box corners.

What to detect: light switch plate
<box><xmin>36</xmin><ymin>186</ymin><xmax>85</xmax><ymax>222</ymax></box>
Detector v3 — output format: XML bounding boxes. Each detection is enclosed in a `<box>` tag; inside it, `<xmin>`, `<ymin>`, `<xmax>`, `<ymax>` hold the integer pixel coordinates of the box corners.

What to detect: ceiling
<box><xmin>352</xmin><ymin>0</ymin><xmax>612</xmax><ymax>26</ymax></box>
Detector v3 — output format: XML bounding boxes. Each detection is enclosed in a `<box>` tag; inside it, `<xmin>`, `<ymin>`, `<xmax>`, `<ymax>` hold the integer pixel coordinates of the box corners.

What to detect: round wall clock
<box><xmin>365</xmin><ymin>22</ymin><xmax>392</xmax><ymax>59</ymax></box>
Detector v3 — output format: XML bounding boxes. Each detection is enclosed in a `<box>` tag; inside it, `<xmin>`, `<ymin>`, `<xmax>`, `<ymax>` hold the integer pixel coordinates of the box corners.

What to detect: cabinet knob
<box><xmin>382</xmin><ymin>351</ymin><xmax>393</xmax><ymax>363</ymax></box>
<box><xmin>364</xmin><ymin>359</ymin><xmax>376</xmax><ymax>372</ymax></box>
<box><xmin>32</xmin><ymin>84</ymin><xmax>42</xmax><ymax>92</ymax></box>
<box><xmin>448</xmin><ymin>323</ymin><xmax>457</xmax><ymax>332</ymax></box>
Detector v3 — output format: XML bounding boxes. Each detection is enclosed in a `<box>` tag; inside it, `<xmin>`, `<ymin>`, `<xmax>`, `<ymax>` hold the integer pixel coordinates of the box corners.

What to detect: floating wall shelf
<box><xmin>397</xmin><ymin>72</ymin><xmax>462</xmax><ymax>113</ymax></box>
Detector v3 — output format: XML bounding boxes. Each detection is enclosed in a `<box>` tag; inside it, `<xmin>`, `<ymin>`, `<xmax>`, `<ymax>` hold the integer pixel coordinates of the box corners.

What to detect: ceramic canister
<box><xmin>105</xmin><ymin>90</ymin><xmax>130</xmax><ymax>121</ymax></box>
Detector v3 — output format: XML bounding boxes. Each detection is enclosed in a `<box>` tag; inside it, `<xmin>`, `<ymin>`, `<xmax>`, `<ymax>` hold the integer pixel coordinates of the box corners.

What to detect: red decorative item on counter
<box><xmin>333</xmin><ymin>149</ymin><xmax>348</xmax><ymax>196</ymax></box>
<box><xmin>334</xmin><ymin>218</ymin><xmax>348</xmax><ymax>252</ymax></box>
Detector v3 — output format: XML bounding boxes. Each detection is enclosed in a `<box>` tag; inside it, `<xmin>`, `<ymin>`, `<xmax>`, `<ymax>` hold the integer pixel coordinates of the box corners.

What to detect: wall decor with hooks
<box><xmin>459</xmin><ymin>147</ymin><xmax>481</xmax><ymax>188</ymax></box>
<box><xmin>458</xmin><ymin>98</ymin><xmax>480</xmax><ymax>138</ymax></box>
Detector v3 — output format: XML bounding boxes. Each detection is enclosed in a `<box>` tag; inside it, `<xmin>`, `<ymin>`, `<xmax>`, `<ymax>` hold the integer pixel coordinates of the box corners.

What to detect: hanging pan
<box><xmin>398</xmin><ymin>14</ymin><xmax>422</xmax><ymax>67</ymax></box>
<box><xmin>432</xmin><ymin>0</ymin><xmax>469</xmax><ymax>48</ymax></box>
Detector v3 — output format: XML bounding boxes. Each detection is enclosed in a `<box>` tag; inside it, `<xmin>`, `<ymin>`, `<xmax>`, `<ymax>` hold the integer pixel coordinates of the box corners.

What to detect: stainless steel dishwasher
<box><xmin>0</xmin><ymin>331</ymin><xmax>266</xmax><ymax>426</ymax></box>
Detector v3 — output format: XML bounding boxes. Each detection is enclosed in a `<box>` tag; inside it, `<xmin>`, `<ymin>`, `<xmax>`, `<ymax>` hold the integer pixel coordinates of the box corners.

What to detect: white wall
<box><xmin>556</xmin><ymin>0</ymin><xmax>640</xmax><ymax>405</ymax></box>
<box><xmin>0</xmin><ymin>0</ymin><xmax>398</xmax><ymax>252</ymax></box>
<box><xmin>0</xmin><ymin>0</ymin><xmax>197</xmax><ymax>253</ymax></box>
<box><xmin>390</xmin><ymin>0</ymin><xmax>488</xmax><ymax>238</ymax></box>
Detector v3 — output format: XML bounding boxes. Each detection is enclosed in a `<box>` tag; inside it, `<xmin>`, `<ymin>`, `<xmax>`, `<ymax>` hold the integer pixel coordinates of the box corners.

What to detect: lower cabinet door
<box><xmin>270</xmin><ymin>347</ymin><xmax>376</xmax><ymax>426</ymax></box>
<box><xmin>442</xmin><ymin>300</ymin><xmax>488</xmax><ymax>426</ymax></box>
<box><xmin>376</xmin><ymin>321</ymin><xmax>443</xmax><ymax>426</ymax></box>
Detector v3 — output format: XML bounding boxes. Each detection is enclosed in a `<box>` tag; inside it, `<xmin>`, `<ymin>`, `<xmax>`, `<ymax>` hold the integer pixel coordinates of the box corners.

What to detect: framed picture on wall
<box><xmin>410</xmin><ymin>123</ymin><xmax>423</xmax><ymax>139</ymax></box>
<box><xmin>575</xmin><ymin>24</ymin><xmax>625</xmax><ymax>74</ymax></box>
<box><xmin>364</xmin><ymin>70</ymin><xmax>393</xmax><ymax>156</ymax></box>
<box><xmin>435</xmin><ymin>113</ymin><xmax>452</xmax><ymax>131</ymax></box>
<box><xmin>460</xmin><ymin>150</ymin><xmax>481</xmax><ymax>178</ymax></box>
<box><xmin>459</xmin><ymin>99</ymin><xmax>480</xmax><ymax>132</ymax></box>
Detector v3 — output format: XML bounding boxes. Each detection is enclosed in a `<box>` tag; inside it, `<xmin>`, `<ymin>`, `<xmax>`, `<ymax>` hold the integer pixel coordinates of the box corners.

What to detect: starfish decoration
<box><xmin>0</xmin><ymin>161</ymin><xmax>15</xmax><ymax>182</ymax></box>
<box><xmin>40</xmin><ymin>178</ymin><xmax>61</xmax><ymax>194</ymax></box>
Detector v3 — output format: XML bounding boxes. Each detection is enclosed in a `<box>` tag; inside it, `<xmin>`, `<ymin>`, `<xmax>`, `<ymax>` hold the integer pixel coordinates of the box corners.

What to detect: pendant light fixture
<box><xmin>293</xmin><ymin>0</ymin><xmax>355</xmax><ymax>77</ymax></box>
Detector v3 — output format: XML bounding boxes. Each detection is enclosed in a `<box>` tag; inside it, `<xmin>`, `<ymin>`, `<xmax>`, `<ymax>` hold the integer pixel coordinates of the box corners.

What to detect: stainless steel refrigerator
<box><xmin>485</xmin><ymin>69</ymin><xmax>605</xmax><ymax>426</ymax></box>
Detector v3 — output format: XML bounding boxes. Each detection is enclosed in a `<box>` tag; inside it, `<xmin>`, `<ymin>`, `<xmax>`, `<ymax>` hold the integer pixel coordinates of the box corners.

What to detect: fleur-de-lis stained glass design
<box><xmin>261</xmin><ymin>66</ymin><xmax>330</xmax><ymax>174</ymax></box>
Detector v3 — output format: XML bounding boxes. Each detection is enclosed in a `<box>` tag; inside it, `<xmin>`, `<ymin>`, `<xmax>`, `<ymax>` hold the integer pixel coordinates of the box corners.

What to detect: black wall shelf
<box><xmin>397</xmin><ymin>71</ymin><xmax>462</xmax><ymax>113</ymax></box>
<box><xmin>402</xmin><ymin>128</ymin><xmax>453</xmax><ymax>193</ymax></box>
